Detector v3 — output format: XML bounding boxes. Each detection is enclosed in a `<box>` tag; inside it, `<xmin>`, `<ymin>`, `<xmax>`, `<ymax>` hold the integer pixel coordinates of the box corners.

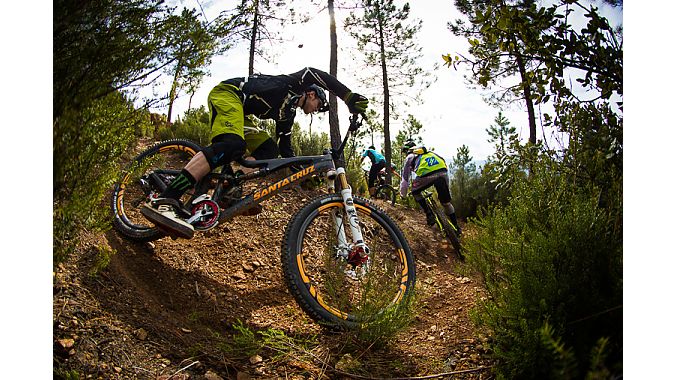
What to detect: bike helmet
<box><xmin>305</xmin><ymin>84</ymin><xmax>328</xmax><ymax>112</ymax></box>
<box><xmin>411</xmin><ymin>146</ymin><xmax>427</xmax><ymax>154</ymax></box>
<box><xmin>401</xmin><ymin>139</ymin><xmax>416</xmax><ymax>154</ymax></box>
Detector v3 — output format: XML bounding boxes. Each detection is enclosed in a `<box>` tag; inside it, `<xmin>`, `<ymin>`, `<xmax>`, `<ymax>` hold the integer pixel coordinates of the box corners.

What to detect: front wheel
<box><xmin>111</xmin><ymin>139</ymin><xmax>202</xmax><ymax>242</ymax></box>
<box><xmin>375</xmin><ymin>184</ymin><xmax>397</xmax><ymax>206</ymax></box>
<box><xmin>434</xmin><ymin>205</ymin><xmax>464</xmax><ymax>260</ymax></box>
<box><xmin>282</xmin><ymin>194</ymin><xmax>416</xmax><ymax>329</ymax></box>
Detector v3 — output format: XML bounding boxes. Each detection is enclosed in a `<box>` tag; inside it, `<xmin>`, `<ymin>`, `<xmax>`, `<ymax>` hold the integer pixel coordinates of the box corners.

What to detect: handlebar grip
<box><xmin>348</xmin><ymin>113</ymin><xmax>366</xmax><ymax>131</ymax></box>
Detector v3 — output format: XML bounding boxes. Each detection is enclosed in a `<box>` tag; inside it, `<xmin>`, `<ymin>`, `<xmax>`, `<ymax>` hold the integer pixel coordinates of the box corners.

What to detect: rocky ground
<box><xmin>54</xmin><ymin>180</ymin><xmax>495</xmax><ymax>379</ymax></box>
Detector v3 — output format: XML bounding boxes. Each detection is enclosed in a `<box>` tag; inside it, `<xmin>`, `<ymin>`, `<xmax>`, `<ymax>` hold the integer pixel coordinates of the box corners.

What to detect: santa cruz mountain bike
<box><xmin>111</xmin><ymin>114</ymin><xmax>416</xmax><ymax>329</ymax></box>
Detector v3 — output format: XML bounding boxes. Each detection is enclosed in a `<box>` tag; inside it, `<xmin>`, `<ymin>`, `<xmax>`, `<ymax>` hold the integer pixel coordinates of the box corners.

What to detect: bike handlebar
<box><xmin>348</xmin><ymin>113</ymin><xmax>366</xmax><ymax>131</ymax></box>
<box><xmin>331</xmin><ymin>113</ymin><xmax>366</xmax><ymax>160</ymax></box>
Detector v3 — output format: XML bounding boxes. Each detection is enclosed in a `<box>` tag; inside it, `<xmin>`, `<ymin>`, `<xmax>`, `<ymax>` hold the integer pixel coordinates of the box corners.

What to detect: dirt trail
<box><xmin>54</xmin><ymin>184</ymin><xmax>493</xmax><ymax>379</ymax></box>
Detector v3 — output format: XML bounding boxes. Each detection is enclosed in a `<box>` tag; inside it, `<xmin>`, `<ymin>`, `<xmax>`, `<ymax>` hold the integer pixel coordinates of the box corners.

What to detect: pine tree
<box><xmin>345</xmin><ymin>0</ymin><xmax>431</xmax><ymax>183</ymax></box>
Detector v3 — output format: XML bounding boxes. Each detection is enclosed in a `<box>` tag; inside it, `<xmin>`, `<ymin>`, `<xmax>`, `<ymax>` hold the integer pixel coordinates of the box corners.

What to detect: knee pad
<box><xmin>201</xmin><ymin>144</ymin><xmax>224</xmax><ymax>170</ymax></box>
<box><xmin>442</xmin><ymin>202</ymin><xmax>455</xmax><ymax>215</ymax></box>
<box><xmin>202</xmin><ymin>135</ymin><xmax>246</xmax><ymax>170</ymax></box>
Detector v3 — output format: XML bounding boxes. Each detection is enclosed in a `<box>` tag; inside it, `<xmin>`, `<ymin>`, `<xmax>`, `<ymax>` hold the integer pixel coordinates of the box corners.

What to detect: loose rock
<box><xmin>249</xmin><ymin>355</ymin><xmax>263</xmax><ymax>365</ymax></box>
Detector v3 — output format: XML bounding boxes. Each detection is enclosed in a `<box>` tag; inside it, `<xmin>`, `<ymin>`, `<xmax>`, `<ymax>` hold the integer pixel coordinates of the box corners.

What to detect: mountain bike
<box><xmin>363</xmin><ymin>166</ymin><xmax>399</xmax><ymax>206</ymax></box>
<box><xmin>111</xmin><ymin>114</ymin><xmax>416</xmax><ymax>329</ymax></box>
<box><xmin>420</xmin><ymin>191</ymin><xmax>464</xmax><ymax>261</ymax></box>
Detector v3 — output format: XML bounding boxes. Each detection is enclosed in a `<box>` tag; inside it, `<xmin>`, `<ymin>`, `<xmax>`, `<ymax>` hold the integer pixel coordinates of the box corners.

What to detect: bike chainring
<box><xmin>190</xmin><ymin>200</ymin><xmax>220</xmax><ymax>230</ymax></box>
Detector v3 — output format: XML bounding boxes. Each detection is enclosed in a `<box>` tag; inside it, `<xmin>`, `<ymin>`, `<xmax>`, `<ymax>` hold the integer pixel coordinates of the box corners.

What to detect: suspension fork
<box><xmin>325</xmin><ymin>169</ymin><xmax>349</xmax><ymax>258</ymax></box>
<box><xmin>327</xmin><ymin>168</ymin><xmax>370</xmax><ymax>260</ymax></box>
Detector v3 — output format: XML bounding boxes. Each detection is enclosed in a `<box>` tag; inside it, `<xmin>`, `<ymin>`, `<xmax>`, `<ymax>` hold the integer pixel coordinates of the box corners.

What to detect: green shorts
<box><xmin>208</xmin><ymin>83</ymin><xmax>245</xmax><ymax>141</ymax></box>
<box><xmin>245</xmin><ymin>128</ymin><xmax>271</xmax><ymax>155</ymax></box>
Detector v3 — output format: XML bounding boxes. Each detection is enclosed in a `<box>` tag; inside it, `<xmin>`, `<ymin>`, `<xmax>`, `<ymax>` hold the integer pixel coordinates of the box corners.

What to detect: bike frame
<box><xmin>184</xmin><ymin>114</ymin><xmax>370</xmax><ymax>256</ymax></box>
<box><xmin>211</xmin><ymin>153</ymin><xmax>336</xmax><ymax>221</ymax></box>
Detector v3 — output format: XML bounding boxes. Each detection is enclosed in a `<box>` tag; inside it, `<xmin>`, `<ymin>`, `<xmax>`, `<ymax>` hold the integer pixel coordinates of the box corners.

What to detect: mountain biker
<box><xmin>142</xmin><ymin>67</ymin><xmax>369</xmax><ymax>239</ymax></box>
<box><xmin>399</xmin><ymin>140</ymin><xmax>462</xmax><ymax>236</ymax></box>
<box><xmin>360</xmin><ymin>145</ymin><xmax>387</xmax><ymax>197</ymax></box>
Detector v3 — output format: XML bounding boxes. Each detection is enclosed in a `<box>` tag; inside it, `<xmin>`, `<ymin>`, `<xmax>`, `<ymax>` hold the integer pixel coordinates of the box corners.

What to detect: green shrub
<box><xmin>346</xmin><ymin>160</ymin><xmax>367</xmax><ymax>195</ymax></box>
<box><xmin>54</xmin><ymin>369</ymin><xmax>80</xmax><ymax>380</ymax></box>
<box><xmin>134</xmin><ymin>109</ymin><xmax>155</xmax><ymax>138</ymax></box>
<box><xmin>157</xmin><ymin>106</ymin><xmax>211</xmax><ymax>145</ymax></box>
<box><xmin>449</xmin><ymin>170</ymin><xmax>483</xmax><ymax>219</ymax></box>
<box><xmin>292</xmin><ymin>123</ymin><xmax>330</xmax><ymax>156</ymax></box>
<box><xmin>465</xmin><ymin>155</ymin><xmax>622</xmax><ymax>379</ymax></box>
<box><xmin>220</xmin><ymin>320</ymin><xmax>262</xmax><ymax>357</ymax></box>
<box><xmin>219</xmin><ymin>320</ymin><xmax>318</xmax><ymax>360</ymax></box>
<box><xmin>348</xmin><ymin>290</ymin><xmax>418</xmax><ymax>349</ymax></box>
<box><xmin>89</xmin><ymin>246</ymin><xmax>114</xmax><ymax>277</ymax></box>
<box><xmin>53</xmin><ymin>91</ymin><xmax>139</xmax><ymax>265</ymax></box>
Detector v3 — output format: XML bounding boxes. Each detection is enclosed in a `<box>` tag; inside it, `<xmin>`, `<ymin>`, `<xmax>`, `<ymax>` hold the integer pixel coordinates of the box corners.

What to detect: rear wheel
<box><xmin>375</xmin><ymin>184</ymin><xmax>397</xmax><ymax>206</ymax></box>
<box><xmin>282</xmin><ymin>194</ymin><xmax>416</xmax><ymax>329</ymax></box>
<box><xmin>111</xmin><ymin>139</ymin><xmax>202</xmax><ymax>242</ymax></box>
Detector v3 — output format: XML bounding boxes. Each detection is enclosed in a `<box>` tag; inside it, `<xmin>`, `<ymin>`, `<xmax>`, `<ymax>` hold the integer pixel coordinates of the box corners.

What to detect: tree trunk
<box><xmin>514</xmin><ymin>50</ymin><xmax>536</xmax><ymax>145</ymax></box>
<box><xmin>166</xmin><ymin>58</ymin><xmax>183</xmax><ymax>127</ymax></box>
<box><xmin>327</xmin><ymin>0</ymin><xmax>342</xmax><ymax>159</ymax></box>
<box><xmin>376</xmin><ymin>3</ymin><xmax>392</xmax><ymax>184</ymax></box>
<box><xmin>248</xmin><ymin>0</ymin><xmax>259</xmax><ymax>76</ymax></box>
<box><xmin>513</xmin><ymin>48</ymin><xmax>536</xmax><ymax>175</ymax></box>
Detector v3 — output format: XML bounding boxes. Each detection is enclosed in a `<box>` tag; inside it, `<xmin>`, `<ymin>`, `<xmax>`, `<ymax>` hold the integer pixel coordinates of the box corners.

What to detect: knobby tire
<box><xmin>282</xmin><ymin>194</ymin><xmax>416</xmax><ymax>330</ymax></box>
<box><xmin>111</xmin><ymin>139</ymin><xmax>202</xmax><ymax>242</ymax></box>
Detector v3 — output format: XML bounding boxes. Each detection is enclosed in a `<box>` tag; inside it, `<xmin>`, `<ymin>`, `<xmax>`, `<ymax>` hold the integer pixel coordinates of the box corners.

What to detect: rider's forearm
<box><xmin>289</xmin><ymin>67</ymin><xmax>350</xmax><ymax>100</ymax></box>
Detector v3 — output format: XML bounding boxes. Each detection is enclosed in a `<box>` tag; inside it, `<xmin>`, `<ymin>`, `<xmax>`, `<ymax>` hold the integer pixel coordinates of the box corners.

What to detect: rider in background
<box><xmin>142</xmin><ymin>67</ymin><xmax>369</xmax><ymax>239</ymax></box>
<box><xmin>360</xmin><ymin>145</ymin><xmax>387</xmax><ymax>197</ymax></box>
<box><xmin>399</xmin><ymin>140</ymin><xmax>462</xmax><ymax>236</ymax></box>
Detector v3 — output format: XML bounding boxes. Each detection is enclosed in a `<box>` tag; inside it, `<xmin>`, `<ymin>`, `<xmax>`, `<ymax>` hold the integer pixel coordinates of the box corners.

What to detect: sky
<box><xmin>153</xmin><ymin>0</ymin><xmax>620</xmax><ymax>165</ymax></box>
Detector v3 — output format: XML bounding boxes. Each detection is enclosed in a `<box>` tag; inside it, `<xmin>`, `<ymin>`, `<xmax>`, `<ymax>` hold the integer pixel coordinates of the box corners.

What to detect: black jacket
<box><xmin>222</xmin><ymin>67</ymin><xmax>352</xmax><ymax>157</ymax></box>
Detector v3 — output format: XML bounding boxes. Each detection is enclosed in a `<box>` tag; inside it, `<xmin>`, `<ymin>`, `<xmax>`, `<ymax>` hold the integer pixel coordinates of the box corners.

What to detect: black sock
<box><xmin>161</xmin><ymin>169</ymin><xmax>197</xmax><ymax>200</ymax></box>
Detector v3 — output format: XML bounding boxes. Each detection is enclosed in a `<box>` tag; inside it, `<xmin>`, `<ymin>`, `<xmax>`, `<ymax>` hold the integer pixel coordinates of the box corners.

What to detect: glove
<box><xmin>399</xmin><ymin>180</ymin><xmax>409</xmax><ymax>198</ymax></box>
<box><xmin>343</xmin><ymin>92</ymin><xmax>368</xmax><ymax>114</ymax></box>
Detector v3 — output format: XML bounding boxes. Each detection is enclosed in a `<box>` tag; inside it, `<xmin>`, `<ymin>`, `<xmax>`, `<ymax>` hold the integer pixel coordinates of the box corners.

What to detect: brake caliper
<box><xmin>347</xmin><ymin>245</ymin><xmax>369</xmax><ymax>268</ymax></box>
